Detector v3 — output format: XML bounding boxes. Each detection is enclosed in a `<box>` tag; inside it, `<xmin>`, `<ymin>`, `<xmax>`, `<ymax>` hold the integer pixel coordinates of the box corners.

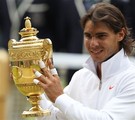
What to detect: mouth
<box><xmin>90</xmin><ymin>49</ymin><xmax>104</xmax><ymax>62</ymax></box>
<box><xmin>90</xmin><ymin>49</ymin><xmax>103</xmax><ymax>55</ymax></box>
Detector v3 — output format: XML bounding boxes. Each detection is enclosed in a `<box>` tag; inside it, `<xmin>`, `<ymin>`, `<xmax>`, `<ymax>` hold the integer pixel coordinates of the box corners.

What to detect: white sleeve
<box><xmin>54</xmin><ymin>81</ymin><xmax>135</xmax><ymax>120</ymax></box>
<box><xmin>54</xmin><ymin>94</ymin><xmax>112</xmax><ymax>120</ymax></box>
<box><xmin>35</xmin><ymin>94</ymin><xmax>68</xmax><ymax>120</ymax></box>
<box><xmin>35</xmin><ymin>84</ymin><xmax>135</xmax><ymax>120</ymax></box>
<box><xmin>36</xmin><ymin>72</ymin><xmax>135</xmax><ymax>120</ymax></box>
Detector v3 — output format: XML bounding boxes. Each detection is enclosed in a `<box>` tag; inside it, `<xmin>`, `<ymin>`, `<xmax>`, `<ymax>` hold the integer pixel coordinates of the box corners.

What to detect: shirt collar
<box><xmin>83</xmin><ymin>49</ymin><xmax>131</xmax><ymax>80</ymax></box>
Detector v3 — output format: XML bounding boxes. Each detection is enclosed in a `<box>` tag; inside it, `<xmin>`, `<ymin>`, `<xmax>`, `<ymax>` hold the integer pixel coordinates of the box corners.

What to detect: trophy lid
<box><xmin>8</xmin><ymin>16</ymin><xmax>53</xmax><ymax>62</ymax></box>
<box><xmin>19</xmin><ymin>17</ymin><xmax>39</xmax><ymax>38</ymax></box>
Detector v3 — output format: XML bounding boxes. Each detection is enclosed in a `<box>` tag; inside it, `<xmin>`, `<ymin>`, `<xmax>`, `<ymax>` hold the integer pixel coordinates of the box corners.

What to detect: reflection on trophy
<box><xmin>8</xmin><ymin>17</ymin><xmax>52</xmax><ymax>117</ymax></box>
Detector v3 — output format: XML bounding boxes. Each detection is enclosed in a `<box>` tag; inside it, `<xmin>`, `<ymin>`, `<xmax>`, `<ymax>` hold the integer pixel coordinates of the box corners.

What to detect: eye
<box><xmin>84</xmin><ymin>33</ymin><xmax>92</xmax><ymax>40</ymax></box>
<box><xmin>96</xmin><ymin>34</ymin><xmax>107</xmax><ymax>40</ymax></box>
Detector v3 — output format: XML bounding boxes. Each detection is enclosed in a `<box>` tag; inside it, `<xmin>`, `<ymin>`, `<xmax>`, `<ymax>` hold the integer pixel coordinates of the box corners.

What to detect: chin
<box><xmin>93</xmin><ymin>58</ymin><xmax>103</xmax><ymax>63</ymax></box>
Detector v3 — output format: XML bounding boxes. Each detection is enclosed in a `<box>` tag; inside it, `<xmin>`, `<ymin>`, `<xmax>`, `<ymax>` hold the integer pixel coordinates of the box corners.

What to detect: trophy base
<box><xmin>22</xmin><ymin>109</ymin><xmax>51</xmax><ymax>118</ymax></box>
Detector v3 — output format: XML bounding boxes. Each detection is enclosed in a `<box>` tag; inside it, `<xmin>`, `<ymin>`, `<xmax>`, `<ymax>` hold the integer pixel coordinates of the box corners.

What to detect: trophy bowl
<box><xmin>8</xmin><ymin>17</ymin><xmax>52</xmax><ymax>117</ymax></box>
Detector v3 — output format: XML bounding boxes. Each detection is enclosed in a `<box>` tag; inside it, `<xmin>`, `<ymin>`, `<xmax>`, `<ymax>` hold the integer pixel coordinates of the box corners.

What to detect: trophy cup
<box><xmin>8</xmin><ymin>17</ymin><xmax>52</xmax><ymax>117</ymax></box>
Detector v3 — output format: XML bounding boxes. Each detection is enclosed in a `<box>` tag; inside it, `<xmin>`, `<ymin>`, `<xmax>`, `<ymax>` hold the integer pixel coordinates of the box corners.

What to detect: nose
<box><xmin>90</xmin><ymin>37</ymin><xmax>99</xmax><ymax>47</ymax></box>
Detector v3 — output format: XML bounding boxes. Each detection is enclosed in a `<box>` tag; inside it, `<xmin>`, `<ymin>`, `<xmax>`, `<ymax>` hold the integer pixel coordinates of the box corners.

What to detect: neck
<box><xmin>97</xmin><ymin>63</ymin><xmax>101</xmax><ymax>79</ymax></box>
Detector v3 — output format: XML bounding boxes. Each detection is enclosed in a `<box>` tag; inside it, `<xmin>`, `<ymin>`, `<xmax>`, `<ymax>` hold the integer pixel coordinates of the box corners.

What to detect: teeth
<box><xmin>94</xmin><ymin>51</ymin><xmax>100</xmax><ymax>53</ymax></box>
<box><xmin>91</xmin><ymin>50</ymin><xmax>102</xmax><ymax>54</ymax></box>
<box><xmin>92</xmin><ymin>51</ymin><xmax>100</xmax><ymax>54</ymax></box>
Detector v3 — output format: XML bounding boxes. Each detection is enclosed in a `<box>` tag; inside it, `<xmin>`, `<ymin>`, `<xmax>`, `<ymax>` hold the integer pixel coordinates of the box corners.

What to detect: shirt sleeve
<box><xmin>35</xmin><ymin>93</ymin><xmax>68</xmax><ymax>120</ymax></box>
<box><xmin>36</xmin><ymin>70</ymin><xmax>135</xmax><ymax>120</ymax></box>
<box><xmin>54</xmin><ymin>94</ymin><xmax>112</xmax><ymax>120</ymax></box>
<box><xmin>36</xmin><ymin>82</ymin><xmax>135</xmax><ymax>120</ymax></box>
<box><xmin>54</xmin><ymin>78</ymin><xmax>135</xmax><ymax>120</ymax></box>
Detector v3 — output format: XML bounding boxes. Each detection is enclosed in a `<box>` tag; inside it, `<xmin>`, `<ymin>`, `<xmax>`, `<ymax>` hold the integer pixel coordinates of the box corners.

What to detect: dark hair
<box><xmin>81</xmin><ymin>2</ymin><xmax>135</xmax><ymax>55</ymax></box>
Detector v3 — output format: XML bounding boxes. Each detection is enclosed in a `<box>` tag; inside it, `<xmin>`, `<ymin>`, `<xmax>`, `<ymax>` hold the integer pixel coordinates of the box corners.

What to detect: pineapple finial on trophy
<box><xmin>25</xmin><ymin>16</ymin><xmax>31</xmax><ymax>28</ymax></box>
<box><xmin>19</xmin><ymin>16</ymin><xmax>39</xmax><ymax>39</ymax></box>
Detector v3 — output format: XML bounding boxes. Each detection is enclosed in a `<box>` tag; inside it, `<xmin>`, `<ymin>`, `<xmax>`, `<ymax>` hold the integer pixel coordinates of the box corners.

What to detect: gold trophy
<box><xmin>8</xmin><ymin>17</ymin><xmax>52</xmax><ymax>117</ymax></box>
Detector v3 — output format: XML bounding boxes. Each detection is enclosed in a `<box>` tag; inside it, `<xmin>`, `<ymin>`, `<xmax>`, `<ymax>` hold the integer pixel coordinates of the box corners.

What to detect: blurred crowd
<box><xmin>1</xmin><ymin>0</ymin><xmax>135</xmax><ymax>49</ymax></box>
<box><xmin>111</xmin><ymin>0</ymin><xmax>135</xmax><ymax>38</ymax></box>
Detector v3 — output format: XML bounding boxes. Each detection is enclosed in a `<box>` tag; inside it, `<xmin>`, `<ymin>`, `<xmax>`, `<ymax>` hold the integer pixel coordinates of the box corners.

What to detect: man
<box><xmin>34</xmin><ymin>2</ymin><xmax>135</xmax><ymax>120</ymax></box>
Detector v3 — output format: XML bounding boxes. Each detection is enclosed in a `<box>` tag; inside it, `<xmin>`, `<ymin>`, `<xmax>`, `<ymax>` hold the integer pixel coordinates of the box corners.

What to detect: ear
<box><xmin>117</xmin><ymin>27</ymin><xmax>126</xmax><ymax>42</ymax></box>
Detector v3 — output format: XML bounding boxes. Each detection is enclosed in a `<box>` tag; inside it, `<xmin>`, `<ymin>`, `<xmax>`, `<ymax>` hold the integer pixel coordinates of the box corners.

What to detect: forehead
<box><xmin>84</xmin><ymin>20</ymin><xmax>113</xmax><ymax>34</ymax></box>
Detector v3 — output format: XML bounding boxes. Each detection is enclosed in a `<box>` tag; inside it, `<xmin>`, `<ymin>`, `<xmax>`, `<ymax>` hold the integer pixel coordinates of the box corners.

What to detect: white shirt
<box><xmin>38</xmin><ymin>49</ymin><xmax>135</xmax><ymax>120</ymax></box>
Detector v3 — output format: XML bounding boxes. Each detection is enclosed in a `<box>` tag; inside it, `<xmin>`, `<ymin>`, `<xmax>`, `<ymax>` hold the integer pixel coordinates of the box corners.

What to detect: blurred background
<box><xmin>0</xmin><ymin>0</ymin><xmax>135</xmax><ymax>120</ymax></box>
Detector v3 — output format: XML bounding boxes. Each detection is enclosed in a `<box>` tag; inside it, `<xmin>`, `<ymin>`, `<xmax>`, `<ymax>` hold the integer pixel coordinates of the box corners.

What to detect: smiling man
<box><xmin>34</xmin><ymin>2</ymin><xmax>135</xmax><ymax>120</ymax></box>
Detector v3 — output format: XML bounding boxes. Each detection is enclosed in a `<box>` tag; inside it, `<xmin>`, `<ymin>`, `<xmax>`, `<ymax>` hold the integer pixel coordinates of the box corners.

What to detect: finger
<box><xmin>47</xmin><ymin>59</ymin><xmax>59</xmax><ymax>77</ymax></box>
<box><xmin>50</xmin><ymin>68</ymin><xmax>58</xmax><ymax>76</ymax></box>
<box><xmin>39</xmin><ymin>59</ymin><xmax>46</xmax><ymax>69</ymax></box>
<box><xmin>39</xmin><ymin>60</ymin><xmax>49</xmax><ymax>75</ymax></box>
<box><xmin>47</xmin><ymin>58</ymin><xmax>54</xmax><ymax>69</ymax></box>
<box><xmin>33</xmin><ymin>79</ymin><xmax>47</xmax><ymax>89</ymax></box>
<box><xmin>34</xmin><ymin>70</ymin><xmax>42</xmax><ymax>77</ymax></box>
<box><xmin>39</xmin><ymin>60</ymin><xmax>49</xmax><ymax>73</ymax></box>
<box><xmin>39</xmin><ymin>60</ymin><xmax>53</xmax><ymax>78</ymax></box>
<box><xmin>33</xmin><ymin>79</ymin><xmax>40</xmax><ymax>85</ymax></box>
<box><xmin>33</xmin><ymin>70</ymin><xmax>51</xmax><ymax>84</ymax></box>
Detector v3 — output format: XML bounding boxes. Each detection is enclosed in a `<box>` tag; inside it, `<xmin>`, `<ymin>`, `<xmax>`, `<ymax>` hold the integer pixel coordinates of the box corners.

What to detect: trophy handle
<box><xmin>12</xmin><ymin>66</ymin><xmax>22</xmax><ymax>80</ymax></box>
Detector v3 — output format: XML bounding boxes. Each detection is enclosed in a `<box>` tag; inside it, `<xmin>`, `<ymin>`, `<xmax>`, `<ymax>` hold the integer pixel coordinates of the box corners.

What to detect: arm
<box><xmin>36</xmin><ymin>77</ymin><xmax>135</xmax><ymax>120</ymax></box>
<box><xmin>54</xmin><ymin>76</ymin><xmax>135</xmax><ymax>120</ymax></box>
<box><xmin>35</xmin><ymin>94</ymin><xmax>67</xmax><ymax>120</ymax></box>
<box><xmin>34</xmin><ymin>59</ymin><xmax>68</xmax><ymax>120</ymax></box>
<box><xmin>34</xmin><ymin>59</ymin><xmax>135</xmax><ymax>120</ymax></box>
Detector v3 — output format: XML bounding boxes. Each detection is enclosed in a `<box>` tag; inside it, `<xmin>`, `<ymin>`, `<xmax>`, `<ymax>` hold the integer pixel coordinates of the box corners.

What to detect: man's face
<box><xmin>83</xmin><ymin>20</ymin><xmax>124</xmax><ymax>63</ymax></box>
